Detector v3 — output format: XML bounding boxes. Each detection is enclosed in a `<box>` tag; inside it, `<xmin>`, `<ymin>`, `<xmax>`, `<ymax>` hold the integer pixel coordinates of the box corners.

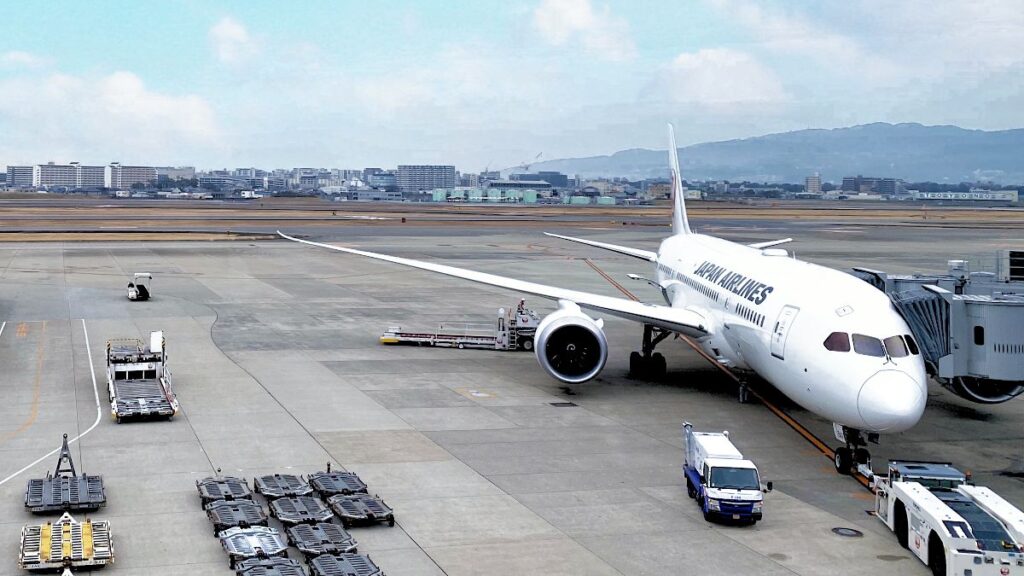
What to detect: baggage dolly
<box><xmin>219</xmin><ymin>526</ymin><xmax>289</xmax><ymax>569</ymax></box>
<box><xmin>233</xmin><ymin>556</ymin><xmax>307</xmax><ymax>575</ymax></box>
<box><xmin>19</xmin><ymin>512</ymin><xmax>114</xmax><ymax>571</ymax></box>
<box><xmin>310</xmin><ymin>553</ymin><xmax>384</xmax><ymax>576</ymax></box>
<box><xmin>287</xmin><ymin>522</ymin><xmax>358</xmax><ymax>559</ymax></box>
<box><xmin>197</xmin><ymin>475</ymin><xmax>253</xmax><ymax>508</ymax></box>
<box><xmin>207</xmin><ymin>499</ymin><xmax>269</xmax><ymax>535</ymax></box>
<box><xmin>326</xmin><ymin>494</ymin><xmax>395</xmax><ymax>528</ymax></box>
<box><xmin>269</xmin><ymin>496</ymin><xmax>334</xmax><ymax>526</ymax></box>
<box><xmin>308</xmin><ymin>468</ymin><xmax>368</xmax><ymax>498</ymax></box>
<box><xmin>24</xmin><ymin>434</ymin><xmax>106</xmax><ymax>513</ymax></box>
<box><xmin>254</xmin><ymin>474</ymin><xmax>313</xmax><ymax>499</ymax></box>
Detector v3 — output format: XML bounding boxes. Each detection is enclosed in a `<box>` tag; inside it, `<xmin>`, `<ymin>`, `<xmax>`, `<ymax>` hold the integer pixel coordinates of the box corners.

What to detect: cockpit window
<box><xmin>904</xmin><ymin>334</ymin><xmax>920</xmax><ymax>355</ymax></box>
<box><xmin>823</xmin><ymin>332</ymin><xmax>851</xmax><ymax>352</ymax></box>
<box><xmin>852</xmin><ymin>334</ymin><xmax>885</xmax><ymax>357</ymax></box>
<box><xmin>884</xmin><ymin>335</ymin><xmax>909</xmax><ymax>358</ymax></box>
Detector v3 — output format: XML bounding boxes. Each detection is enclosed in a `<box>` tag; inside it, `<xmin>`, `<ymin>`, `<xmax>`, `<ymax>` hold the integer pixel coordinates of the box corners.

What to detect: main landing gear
<box><xmin>630</xmin><ymin>324</ymin><xmax>671</xmax><ymax>380</ymax></box>
<box><xmin>832</xmin><ymin>425</ymin><xmax>878</xmax><ymax>475</ymax></box>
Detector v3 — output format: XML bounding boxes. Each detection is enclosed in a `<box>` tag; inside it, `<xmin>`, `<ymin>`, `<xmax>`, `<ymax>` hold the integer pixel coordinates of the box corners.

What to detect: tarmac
<box><xmin>0</xmin><ymin>214</ymin><xmax>1022</xmax><ymax>575</ymax></box>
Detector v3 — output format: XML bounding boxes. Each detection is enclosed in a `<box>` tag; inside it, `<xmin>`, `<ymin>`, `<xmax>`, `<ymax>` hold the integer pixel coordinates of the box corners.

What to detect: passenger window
<box><xmin>904</xmin><ymin>334</ymin><xmax>920</xmax><ymax>355</ymax></box>
<box><xmin>884</xmin><ymin>335</ymin><xmax>908</xmax><ymax>358</ymax></box>
<box><xmin>823</xmin><ymin>332</ymin><xmax>851</xmax><ymax>352</ymax></box>
<box><xmin>973</xmin><ymin>326</ymin><xmax>985</xmax><ymax>346</ymax></box>
<box><xmin>852</xmin><ymin>334</ymin><xmax>885</xmax><ymax>357</ymax></box>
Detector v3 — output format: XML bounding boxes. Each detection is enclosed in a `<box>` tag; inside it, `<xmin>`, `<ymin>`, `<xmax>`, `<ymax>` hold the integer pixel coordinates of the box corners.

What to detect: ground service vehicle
<box><xmin>107</xmin><ymin>331</ymin><xmax>179</xmax><ymax>422</ymax></box>
<box><xmin>380</xmin><ymin>300</ymin><xmax>540</xmax><ymax>350</ymax></box>
<box><xmin>875</xmin><ymin>460</ymin><xmax>1024</xmax><ymax>576</ymax></box>
<box><xmin>683</xmin><ymin>422</ymin><xmax>770</xmax><ymax>524</ymax></box>
<box><xmin>127</xmin><ymin>272</ymin><xmax>152</xmax><ymax>301</ymax></box>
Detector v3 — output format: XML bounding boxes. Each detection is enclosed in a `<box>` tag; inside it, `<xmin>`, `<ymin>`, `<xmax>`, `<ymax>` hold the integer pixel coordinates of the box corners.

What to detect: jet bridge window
<box><xmin>883</xmin><ymin>336</ymin><xmax>909</xmax><ymax>358</ymax></box>
<box><xmin>823</xmin><ymin>332</ymin><xmax>851</xmax><ymax>352</ymax></box>
<box><xmin>852</xmin><ymin>334</ymin><xmax>885</xmax><ymax>357</ymax></box>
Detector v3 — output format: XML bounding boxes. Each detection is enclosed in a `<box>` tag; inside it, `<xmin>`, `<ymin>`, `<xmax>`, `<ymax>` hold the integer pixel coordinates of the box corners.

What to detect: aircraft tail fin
<box><xmin>667</xmin><ymin>124</ymin><xmax>691</xmax><ymax>235</ymax></box>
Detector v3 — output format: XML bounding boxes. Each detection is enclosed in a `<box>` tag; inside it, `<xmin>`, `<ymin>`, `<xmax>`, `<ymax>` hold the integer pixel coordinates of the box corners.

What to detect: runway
<box><xmin>0</xmin><ymin>214</ymin><xmax>1022</xmax><ymax>575</ymax></box>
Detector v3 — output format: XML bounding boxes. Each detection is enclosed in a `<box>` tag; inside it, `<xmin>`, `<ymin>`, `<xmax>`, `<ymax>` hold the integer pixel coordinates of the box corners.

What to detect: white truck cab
<box><xmin>683</xmin><ymin>422</ymin><xmax>770</xmax><ymax>524</ymax></box>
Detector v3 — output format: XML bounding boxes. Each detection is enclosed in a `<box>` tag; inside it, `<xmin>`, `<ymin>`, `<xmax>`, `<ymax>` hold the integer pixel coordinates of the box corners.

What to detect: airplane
<box><xmin>279</xmin><ymin>124</ymin><xmax>930</xmax><ymax>475</ymax></box>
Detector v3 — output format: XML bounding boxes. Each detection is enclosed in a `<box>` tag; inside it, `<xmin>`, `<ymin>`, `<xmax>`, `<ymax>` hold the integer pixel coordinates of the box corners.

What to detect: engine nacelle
<box><xmin>534</xmin><ymin>301</ymin><xmax>608</xmax><ymax>384</ymax></box>
<box><xmin>942</xmin><ymin>376</ymin><xmax>1024</xmax><ymax>404</ymax></box>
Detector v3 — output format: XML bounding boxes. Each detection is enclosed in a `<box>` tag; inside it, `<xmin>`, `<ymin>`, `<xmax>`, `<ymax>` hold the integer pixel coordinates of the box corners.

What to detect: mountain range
<box><xmin>523</xmin><ymin>123</ymin><xmax>1024</xmax><ymax>184</ymax></box>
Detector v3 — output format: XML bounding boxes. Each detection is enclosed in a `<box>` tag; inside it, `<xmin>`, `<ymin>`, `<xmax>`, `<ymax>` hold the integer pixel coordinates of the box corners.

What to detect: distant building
<box><xmin>511</xmin><ymin>171</ymin><xmax>569</xmax><ymax>188</ymax></box>
<box><xmin>157</xmin><ymin>166</ymin><xmax>196</xmax><ymax>181</ymax></box>
<box><xmin>479</xmin><ymin>170</ymin><xmax>501</xmax><ymax>182</ymax></box>
<box><xmin>362</xmin><ymin>168</ymin><xmax>383</xmax><ymax>183</ymax></box>
<box><xmin>485</xmin><ymin>179</ymin><xmax>552</xmax><ymax>191</ymax></box>
<box><xmin>368</xmin><ymin>171</ymin><xmax>397</xmax><ymax>190</ymax></box>
<box><xmin>460</xmin><ymin>172</ymin><xmax>480</xmax><ymax>187</ymax></box>
<box><xmin>33</xmin><ymin>162</ymin><xmax>105</xmax><ymax>189</ymax></box>
<box><xmin>913</xmin><ymin>190</ymin><xmax>1018</xmax><ymax>203</ymax></box>
<box><xmin>396</xmin><ymin>165</ymin><xmax>456</xmax><ymax>193</ymax></box>
<box><xmin>106</xmin><ymin>163</ymin><xmax>156</xmax><ymax>189</ymax></box>
<box><xmin>805</xmin><ymin>173</ymin><xmax>822</xmax><ymax>195</ymax></box>
<box><xmin>6</xmin><ymin>165</ymin><xmax>34</xmax><ymax>188</ymax></box>
<box><xmin>841</xmin><ymin>175</ymin><xmax>903</xmax><ymax>195</ymax></box>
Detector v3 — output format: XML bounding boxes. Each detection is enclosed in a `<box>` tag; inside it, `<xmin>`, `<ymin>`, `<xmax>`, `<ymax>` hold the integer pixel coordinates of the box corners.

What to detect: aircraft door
<box><xmin>771</xmin><ymin>305</ymin><xmax>800</xmax><ymax>360</ymax></box>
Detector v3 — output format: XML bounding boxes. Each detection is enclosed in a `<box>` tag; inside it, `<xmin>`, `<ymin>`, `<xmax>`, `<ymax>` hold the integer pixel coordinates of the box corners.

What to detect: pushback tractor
<box><xmin>875</xmin><ymin>460</ymin><xmax>1024</xmax><ymax>576</ymax></box>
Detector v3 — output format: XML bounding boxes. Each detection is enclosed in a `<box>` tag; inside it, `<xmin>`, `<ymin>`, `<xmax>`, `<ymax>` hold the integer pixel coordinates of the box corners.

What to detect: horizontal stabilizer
<box><xmin>544</xmin><ymin>233</ymin><xmax>657</xmax><ymax>262</ymax></box>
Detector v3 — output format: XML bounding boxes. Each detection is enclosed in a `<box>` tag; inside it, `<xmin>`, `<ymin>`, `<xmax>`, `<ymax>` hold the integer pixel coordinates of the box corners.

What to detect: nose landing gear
<box><xmin>833</xmin><ymin>425</ymin><xmax>877</xmax><ymax>475</ymax></box>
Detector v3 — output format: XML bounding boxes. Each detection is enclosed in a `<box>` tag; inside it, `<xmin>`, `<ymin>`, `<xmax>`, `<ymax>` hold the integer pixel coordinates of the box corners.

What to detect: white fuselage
<box><xmin>655</xmin><ymin>233</ymin><xmax>928</xmax><ymax>433</ymax></box>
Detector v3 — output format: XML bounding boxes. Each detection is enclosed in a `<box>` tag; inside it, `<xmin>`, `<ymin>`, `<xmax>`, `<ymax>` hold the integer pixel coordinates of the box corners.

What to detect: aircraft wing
<box><xmin>543</xmin><ymin>232</ymin><xmax>657</xmax><ymax>262</ymax></box>
<box><xmin>278</xmin><ymin>231</ymin><xmax>708</xmax><ymax>337</ymax></box>
<box><xmin>748</xmin><ymin>238</ymin><xmax>792</xmax><ymax>249</ymax></box>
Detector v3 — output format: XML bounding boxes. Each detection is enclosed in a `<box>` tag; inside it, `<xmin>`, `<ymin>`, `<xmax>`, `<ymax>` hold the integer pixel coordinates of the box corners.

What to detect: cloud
<box><xmin>0</xmin><ymin>71</ymin><xmax>219</xmax><ymax>164</ymax></box>
<box><xmin>657</xmin><ymin>48</ymin><xmax>788</xmax><ymax>105</ymax></box>
<box><xmin>1</xmin><ymin>51</ymin><xmax>50</xmax><ymax>69</ymax></box>
<box><xmin>532</xmin><ymin>0</ymin><xmax>636</xmax><ymax>61</ymax></box>
<box><xmin>209</xmin><ymin>16</ymin><xmax>256</xmax><ymax>63</ymax></box>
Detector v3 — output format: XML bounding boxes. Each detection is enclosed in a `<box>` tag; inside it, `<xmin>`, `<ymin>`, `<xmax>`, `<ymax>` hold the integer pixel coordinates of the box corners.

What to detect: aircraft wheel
<box><xmin>651</xmin><ymin>353</ymin><xmax>667</xmax><ymax>379</ymax></box>
<box><xmin>629</xmin><ymin>351</ymin><xmax>644</xmax><ymax>377</ymax></box>
<box><xmin>521</xmin><ymin>338</ymin><xmax>533</xmax><ymax>351</ymax></box>
<box><xmin>833</xmin><ymin>447</ymin><xmax>852</xmax><ymax>475</ymax></box>
<box><xmin>854</xmin><ymin>448</ymin><xmax>870</xmax><ymax>466</ymax></box>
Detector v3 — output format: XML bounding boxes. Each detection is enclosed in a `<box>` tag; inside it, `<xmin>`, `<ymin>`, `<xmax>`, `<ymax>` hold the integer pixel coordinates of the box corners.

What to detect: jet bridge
<box><xmin>853</xmin><ymin>249</ymin><xmax>1024</xmax><ymax>404</ymax></box>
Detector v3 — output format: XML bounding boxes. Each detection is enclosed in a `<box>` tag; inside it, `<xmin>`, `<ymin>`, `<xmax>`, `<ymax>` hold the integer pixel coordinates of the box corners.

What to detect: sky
<box><xmin>1</xmin><ymin>0</ymin><xmax>1023</xmax><ymax>171</ymax></box>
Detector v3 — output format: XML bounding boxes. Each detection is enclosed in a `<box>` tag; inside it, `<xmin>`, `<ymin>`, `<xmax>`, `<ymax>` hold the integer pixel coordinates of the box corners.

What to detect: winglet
<box><xmin>667</xmin><ymin>124</ymin><xmax>691</xmax><ymax>235</ymax></box>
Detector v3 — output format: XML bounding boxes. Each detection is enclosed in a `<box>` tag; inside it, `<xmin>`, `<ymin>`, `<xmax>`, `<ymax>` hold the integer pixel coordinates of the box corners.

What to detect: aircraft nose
<box><xmin>857</xmin><ymin>370</ymin><xmax>926</xmax><ymax>432</ymax></box>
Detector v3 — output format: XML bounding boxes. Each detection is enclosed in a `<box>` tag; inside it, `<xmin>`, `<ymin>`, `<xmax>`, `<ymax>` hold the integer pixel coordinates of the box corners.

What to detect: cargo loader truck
<box><xmin>683</xmin><ymin>422</ymin><xmax>771</xmax><ymax>524</ymax></box>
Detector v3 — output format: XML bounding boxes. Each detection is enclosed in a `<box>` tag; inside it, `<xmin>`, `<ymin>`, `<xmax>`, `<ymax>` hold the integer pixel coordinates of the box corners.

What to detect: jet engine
<box><xmin>942</xmin><ymin>376</ymin><xmax>1024</xmax><ymax>404</ymax></box>
<box><xmin>534</xmin><ymin>302</ymin><xmax>608</xmax><ymax>384</ymax></box>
